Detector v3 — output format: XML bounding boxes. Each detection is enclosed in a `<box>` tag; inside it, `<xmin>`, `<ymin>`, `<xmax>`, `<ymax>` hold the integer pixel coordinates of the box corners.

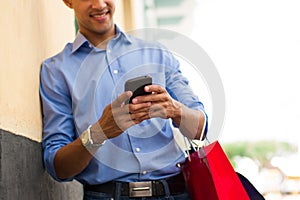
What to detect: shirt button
<box><xmin>142</xmin><ymin>171</ymin><xmax>147</xmax><ymax>175</ymax></box>
<box><xmin>113</xmin><ymin>70</ymin><xmax>118</xmax><ymax>74</ymax></box>
<box><xmin>107</xmin><ymin>49</ymin><xmax>111</xmax><ymax>54</ymax></box>
<box><xmin>89</xmin><ymin>44</ymin><xmax>93</xmax><ymax>48</ymax></box>
<box><xmin>135</xmin><ymin>147</ymin><xmax>141</xmax><ymax>152</ymax></box>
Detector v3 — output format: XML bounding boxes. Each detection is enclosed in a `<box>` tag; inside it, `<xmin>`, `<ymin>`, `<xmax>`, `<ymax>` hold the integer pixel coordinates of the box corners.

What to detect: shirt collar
<box><xmin>71</xmin><ymin>24</ymin><xmax>132</xmax><ymax>53</ymax></box>
<box><xmin>115</xmin><ymin>25</ymin><xmax>132</xmax><ymax>43</ymax></box>
<box><xmin>71</xmin><ymin>32</ymin><xmax>88</xmax><ymax>53</ymax></box>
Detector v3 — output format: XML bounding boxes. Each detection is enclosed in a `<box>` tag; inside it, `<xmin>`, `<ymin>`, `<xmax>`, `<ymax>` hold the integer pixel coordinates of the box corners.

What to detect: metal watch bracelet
<box><xmin>80</xmin><ymin>125</ymin><xmax>106</xmax><ymax>150</ymax></box>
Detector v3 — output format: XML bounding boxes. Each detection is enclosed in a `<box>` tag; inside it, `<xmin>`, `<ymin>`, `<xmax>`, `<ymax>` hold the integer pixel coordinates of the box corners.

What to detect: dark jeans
<box><xmin>83</xmin><ymin>190</ymin><xmax>190</xmax><ymax>200</ymax></box>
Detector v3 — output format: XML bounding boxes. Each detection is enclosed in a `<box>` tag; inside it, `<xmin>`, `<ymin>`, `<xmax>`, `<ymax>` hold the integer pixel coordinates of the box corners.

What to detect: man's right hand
<box><xmin>95</xmin><ymin>91</ymin><xmax>152</xmax><ymax>139</ymax></box>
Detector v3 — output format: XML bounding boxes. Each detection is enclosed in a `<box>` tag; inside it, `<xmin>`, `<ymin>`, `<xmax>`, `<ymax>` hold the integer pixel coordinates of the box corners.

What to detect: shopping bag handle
<box><xmin>184</xmin><ymin>110</ymin><xmax>207</xmax><ymax>160</ymax></box>
<box><xmin>197</xmin><ymin>110</ymin><xmax>207</xmax><ymax>148</ymax></box>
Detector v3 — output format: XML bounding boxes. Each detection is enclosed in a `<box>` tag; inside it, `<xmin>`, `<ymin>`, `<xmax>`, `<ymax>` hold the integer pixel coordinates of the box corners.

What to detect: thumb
<box><xmin>112</xmin><ymin>91</ymin><xmax>132</xmax><ymax>107</ymax></box>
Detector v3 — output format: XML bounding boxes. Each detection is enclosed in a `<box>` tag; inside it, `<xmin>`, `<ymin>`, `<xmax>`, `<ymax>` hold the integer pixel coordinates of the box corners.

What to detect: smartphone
<box><xmin>125</xmin><ymin>75</ymin><xmax>152</xmax><ymax>104</ymax></box>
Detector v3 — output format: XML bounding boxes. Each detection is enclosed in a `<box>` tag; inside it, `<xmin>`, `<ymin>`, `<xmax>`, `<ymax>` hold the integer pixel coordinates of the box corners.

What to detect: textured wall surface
<box><xmin>0</xmin><ymin>0</ymin><xmax>132</xmax><ymax>143</ymax></box>
<box><xmin>0</xmin><ymin>1</ymin><xmax>74</xmax><ymax>142</ymax></box>
<box><xmin>0</xmin><ymin>130</ymin><xmax>82</xmax><ymax>200</ymax></box>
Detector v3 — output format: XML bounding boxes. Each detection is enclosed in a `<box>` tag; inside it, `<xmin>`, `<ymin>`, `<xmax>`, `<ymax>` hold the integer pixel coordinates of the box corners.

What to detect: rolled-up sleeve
<box><xmin>40</xmin><ymin>61</ymin><xmax>75</xmax><ymax>182</ymax></box>
<box><xmin>164</xmin><ymin>52</ymin><xmax>208</xmax><ymax>135</ymax></box>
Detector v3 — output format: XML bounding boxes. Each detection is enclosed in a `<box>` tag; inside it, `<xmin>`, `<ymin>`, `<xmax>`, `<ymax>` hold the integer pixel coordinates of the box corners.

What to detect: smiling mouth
<box><xmin>89</xmin><ymin>10</ymin><xmax>110</xmax><ymax>18</ymax></box>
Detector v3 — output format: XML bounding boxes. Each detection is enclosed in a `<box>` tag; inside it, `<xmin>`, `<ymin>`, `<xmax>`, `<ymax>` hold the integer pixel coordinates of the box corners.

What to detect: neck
<box><xmin>81</xmin><ymin>26</ymin><xmax>116</xmax><ymax>49</ymax></box>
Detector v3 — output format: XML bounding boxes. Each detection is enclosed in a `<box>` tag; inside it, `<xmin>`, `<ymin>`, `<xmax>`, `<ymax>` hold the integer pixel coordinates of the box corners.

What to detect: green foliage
<box><xmin>222</xmin><ymin>140</ymin><xmax>297</xmax><ymax>168</ymax></box>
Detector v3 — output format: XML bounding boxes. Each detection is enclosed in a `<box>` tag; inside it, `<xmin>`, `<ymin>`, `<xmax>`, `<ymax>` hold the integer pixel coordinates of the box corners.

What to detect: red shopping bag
<box><xmin>181</xmin><ymin>141</ymin><xmax>250</xmax><ymax>200</ymax></box>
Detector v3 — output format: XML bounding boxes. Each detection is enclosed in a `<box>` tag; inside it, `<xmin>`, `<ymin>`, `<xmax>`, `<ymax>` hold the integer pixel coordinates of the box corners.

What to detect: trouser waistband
<box><xmin>84</xmin><ymin>173</ymin><xmax>186</xmax><ymax>198</ymax></box>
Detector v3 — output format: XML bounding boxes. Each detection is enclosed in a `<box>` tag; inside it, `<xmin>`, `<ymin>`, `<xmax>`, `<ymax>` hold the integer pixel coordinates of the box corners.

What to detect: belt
<box><xmin>84</xmin><ymin>173</ymin><xmax>186</xmax><ymax>197</ymax></box>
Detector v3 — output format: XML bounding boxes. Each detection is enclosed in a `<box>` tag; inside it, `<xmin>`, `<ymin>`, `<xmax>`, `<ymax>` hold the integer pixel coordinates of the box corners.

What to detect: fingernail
<box><xmin>145</xmin><ymin>86</ymin><xmax>149</xmax><ymax>91</ymax></box>
<box><xmin>127</xmin><ymin>91</ymin><xmax>133</xmax><ymax>96</ymax></box>
<box><xmin>132</xmin><ymin>98</ymin><xmax>138</xmax><ymax>103</ymax></box>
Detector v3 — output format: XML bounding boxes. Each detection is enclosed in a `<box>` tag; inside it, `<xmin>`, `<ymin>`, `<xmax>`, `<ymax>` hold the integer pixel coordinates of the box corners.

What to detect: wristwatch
<box><xmin>80</xmin><ymin>125</ymin><xmax>106</xmax><ymax>150</ymax></box>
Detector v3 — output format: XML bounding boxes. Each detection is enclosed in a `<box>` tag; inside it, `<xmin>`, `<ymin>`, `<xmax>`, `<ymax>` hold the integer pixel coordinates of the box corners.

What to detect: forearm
<box><xmin>53</xmin><ymin>92</ymin><xmax>135</xmax><ymax>180</ymax></box>
<box><xmin>54</xmin><ymin>138</ymin><xmax>95</xmax><ymax>180</ymax></box>
<box><xmin>172</xmin><ymin>103</ymin><xmax>206</xmax><ymax>140</ymax></box>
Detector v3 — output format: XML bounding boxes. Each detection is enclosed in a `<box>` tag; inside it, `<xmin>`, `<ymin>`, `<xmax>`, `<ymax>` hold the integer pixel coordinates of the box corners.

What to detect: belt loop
<box><xmin>160</xmin><ymin>180</ymin><xmax>175</xmax><ymax>200</ymax></box>
<box><xmin>114</xmin><ymin>182</ymin><xmax>122</xmax><ymax>200</ymax></box>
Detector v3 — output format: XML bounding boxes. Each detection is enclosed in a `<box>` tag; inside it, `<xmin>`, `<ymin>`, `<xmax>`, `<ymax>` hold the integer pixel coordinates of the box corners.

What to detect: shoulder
<box><xmin>40</xmin><ymin>42</ymin><xmax>78</xmax><ymax>84</ymax></box>
<box><xmin>125</xmin><ymin>34</ymin><xmax>175</xmax><ymax>61</ymax></box>
<box><xmin>127</xmin><ymin>34</ymin><xmax>166</xmax><ymax>50</ymax></box>
<box><xmin>128</xmin><ymin>34</ymin><xmax>178</xmax><ymax>65</ymax></box>
<box><xmin>42</xmin><ymin>43</ymin><xmax>73</xmax><ymax>70</ymax></box>
<box><xmin>40</xmin><ymin>43</ymin><xmax>75</xmax><ymax>86</ymax></box>
<box><xmin>40</xmin><ymin>43</ymin><xmax>75</xmax><ymax>96</ymax></box>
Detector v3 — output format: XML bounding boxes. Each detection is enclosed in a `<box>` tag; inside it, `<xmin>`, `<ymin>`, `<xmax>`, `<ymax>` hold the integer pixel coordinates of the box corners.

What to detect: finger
<box><xmin>145</xmin><ymin>85</ymin><xmax>166</xmax><ymax>94</ymax></box>
<box><xmin>132</xmin><ymin>114</ymin><xmax>151</xmax><ymax>124</ymax></box>
<box><xmin>112</xmin><ymin>91</ymin><xmax>132</xmax><ymax>107</ymax></box>
<box><xmin>133</xmin><ymin>93</ymin><xmax>167</xmax><ymax>103</ymax></box>
<box><xmin>129</xmin><ymin>102</ymin><xmax>151</xmax><ymax>113</ymax></box>
<box><xmin>130</xmin><ymin>107</ymin><xmax>150</xmax><ymax>114</ymax></box>
<box><xmin>122</xmin><ymin>113</ymin><xmax>150</xmax><ymax>129</ymax></box>
<box><xmin>130</xmin><ymin>110</ymin><xmax>151</xmax><ymax>120</ymax></box>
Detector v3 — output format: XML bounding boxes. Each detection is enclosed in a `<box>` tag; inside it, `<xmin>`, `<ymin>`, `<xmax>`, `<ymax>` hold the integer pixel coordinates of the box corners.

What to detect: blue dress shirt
<box><xmin>40</xmin><ymin>25</ymin><xmax>207</xmax><ymax>185</ymax></box>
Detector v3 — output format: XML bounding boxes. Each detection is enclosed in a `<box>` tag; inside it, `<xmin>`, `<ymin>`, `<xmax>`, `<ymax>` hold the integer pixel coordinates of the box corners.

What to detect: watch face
<box><xmin>80</xmin><ymin>130</ymin><xmax>90</xmax><ymax>147</ymax></box>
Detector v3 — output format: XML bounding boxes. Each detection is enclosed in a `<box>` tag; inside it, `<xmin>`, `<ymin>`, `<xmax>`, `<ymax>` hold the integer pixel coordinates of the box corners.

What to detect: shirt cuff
<box><xmin>43</xmin><ymin>146</ymin><xmax>74</xmax><ymax>182</ymax></box>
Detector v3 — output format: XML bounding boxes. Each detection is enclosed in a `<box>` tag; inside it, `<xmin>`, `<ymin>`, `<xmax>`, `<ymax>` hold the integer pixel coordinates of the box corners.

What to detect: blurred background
<box><xmin>131</xmin><ymin>0</ymin><xmax>300</xmax><ymax>199</ymax></box>
<box><xmin>0</xmin><ymin>0</ymin><xmax>299</xmax><ymax>199</ymax></box>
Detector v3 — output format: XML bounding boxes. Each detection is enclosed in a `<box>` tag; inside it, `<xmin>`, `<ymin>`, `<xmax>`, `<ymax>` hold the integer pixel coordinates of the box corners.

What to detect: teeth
<box><xmin>91</xmin><ymin>10</ymin><xmax>108</xmax><ymax>17</ymax></box>
<box><xmin>94</xmin><ymin>13</ymin><xmax>106</xmax><ymax>17</ymax></box>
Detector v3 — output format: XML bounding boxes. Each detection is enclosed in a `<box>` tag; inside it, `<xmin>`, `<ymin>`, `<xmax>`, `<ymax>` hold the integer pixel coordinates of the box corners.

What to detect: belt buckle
<box><xmin>129</xmin><ymin>181</ymin><xmax>152</xmax><ymax>197</ymax></box>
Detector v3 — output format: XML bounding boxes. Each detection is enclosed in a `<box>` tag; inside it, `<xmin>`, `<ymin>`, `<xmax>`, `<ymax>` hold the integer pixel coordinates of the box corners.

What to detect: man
<box><xmin>40</xmin><ymin>0</ymin><xmax>207</xmax><ymax>199</ymax></box>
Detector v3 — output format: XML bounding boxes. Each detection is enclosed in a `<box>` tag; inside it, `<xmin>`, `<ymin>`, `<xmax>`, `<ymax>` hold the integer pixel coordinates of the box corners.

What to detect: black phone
<box><xmin>125</xmin><ymin>75</ymin><xmax>152</xmax><ymax>104</ymax></box>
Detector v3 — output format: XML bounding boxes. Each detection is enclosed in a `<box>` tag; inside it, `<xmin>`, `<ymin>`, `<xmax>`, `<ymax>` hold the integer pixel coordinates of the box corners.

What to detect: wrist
<box><xmin>80</xmin><ymin>124</ymin><xmax>107</xmax><ymax>151</ymax></box>
<box><xmin>171</xmin><ymin>100</ymin><xmax>183</xmax><ymax>126</ymax></box>
<box><xmin>90</xmin><ymin>123</ymin><xmax>107</xmax><ymax>144</ymax></box>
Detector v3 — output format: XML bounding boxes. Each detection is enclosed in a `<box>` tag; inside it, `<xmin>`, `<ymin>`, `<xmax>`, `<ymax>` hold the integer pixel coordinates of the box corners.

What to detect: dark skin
<box><xmin>54</xmin><ymin>0</ymin><xmax>206</xmax><ymax>180</ymax></box>
<box><xmin>54</xmin><ymin>86</ymin><xmax>206</xmax><ymax>179</ymax></box>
